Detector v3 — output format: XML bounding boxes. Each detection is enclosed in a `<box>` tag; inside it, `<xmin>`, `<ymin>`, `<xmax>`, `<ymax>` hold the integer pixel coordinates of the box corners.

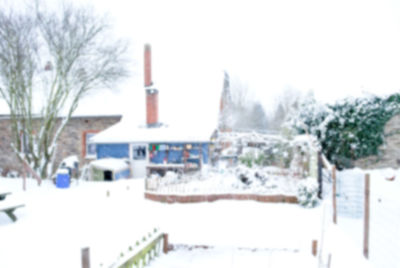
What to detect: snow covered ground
<box><xmin>147</xmin><ymin>247</ymin><xmax>316</xmax><ymax>268</ymax></box>
<box><xmin>0</xmin><ymin>179</ymin><xmax>158</xmax><ymax>267</ymax></box>
<box><xmin>0</xmin><ymin>175</ymin><xmax>371</xmax><ymax>268</ymax></box>
<box><xmin>334</xmin><ymin>168</ymin><xmax>400</xmax><ymax>268</ymax></box>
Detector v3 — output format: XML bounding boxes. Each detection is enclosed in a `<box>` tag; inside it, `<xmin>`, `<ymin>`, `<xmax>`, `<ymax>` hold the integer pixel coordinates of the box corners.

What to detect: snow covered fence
<box><xmin>112</xmin><ymin>233</ymin><xmax>166</xmax><ymax>268</ymax></box>
<box><xmin>87</xmin><ymin>228</ymin><xmax>167</xmax><ymax>268</ymax></box>
<box><xmin>336</xmin><ymin>171</ymin><xmax>364</xmax><ymax>219</ymax></box>
<box><xmin>145</xmin><ymin>166</ymin><xmax>301</xmax><ymax>203</ymax></box>
<box><xmin>331</xmin><ymin>169</ymin><xmax>400</xmax><ymax>268</ymax></box>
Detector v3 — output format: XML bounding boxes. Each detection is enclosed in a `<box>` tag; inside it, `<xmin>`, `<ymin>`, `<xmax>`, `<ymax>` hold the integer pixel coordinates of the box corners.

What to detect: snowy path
<box><xmin>147</xmin><ymin>247</ymin><xmax>316</xmax><ymax>268</ymax></box>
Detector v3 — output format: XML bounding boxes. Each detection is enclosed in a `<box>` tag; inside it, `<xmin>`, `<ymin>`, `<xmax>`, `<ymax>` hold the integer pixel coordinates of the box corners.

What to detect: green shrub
<box><xmin>239</xmin><ymin>152</ymin><xmax>254</xmax><ymax>168</ymax></box>
<box><xmin>297</xmin><ymin>178</ymin><xmax>319</xmax><ymax>208</ymax></box>
<box><xmin>287</xmin><ymin>93</ymin><xmax>400</xmax><ymax>169</ymax></box>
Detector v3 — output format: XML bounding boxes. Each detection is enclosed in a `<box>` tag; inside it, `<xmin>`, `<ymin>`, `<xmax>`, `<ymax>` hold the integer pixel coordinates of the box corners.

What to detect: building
<box><xmin>0</xmin><ymin>114</ymin><xmax>121</xmax><ymax>176</ymax></box>
<box><xmin>91</xmin><ymin>44</ymin><xmax>221</xmax><ymax>178</ymax></box>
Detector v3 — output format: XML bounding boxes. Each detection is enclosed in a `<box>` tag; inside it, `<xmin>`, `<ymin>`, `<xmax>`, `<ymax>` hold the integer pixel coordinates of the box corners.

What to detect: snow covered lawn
<box><xmin>334</xmin><ymin>168</ymin><xmax>400</xmax><ymax>268</ymax></box>
<box><xmin>0</xmin><ymin>178</ymin><xmax>157</xmax><ymax>267</ymax></box>
<box><xmin>0</xmin><ymin>175</ymin><xmax>371</xmax><ymax>268</ymax></box>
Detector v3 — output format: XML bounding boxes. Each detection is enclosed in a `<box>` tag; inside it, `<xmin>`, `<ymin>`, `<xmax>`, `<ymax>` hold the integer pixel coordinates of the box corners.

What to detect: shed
<box><xmin>90</xmin><ymin>158</ymin><xmax>131</xmax><ymax>181</ymax></box>
<box><xmin>90</xmin><ymin>121</ymin><xmax>215</xmax><ymax>178</ymax></box>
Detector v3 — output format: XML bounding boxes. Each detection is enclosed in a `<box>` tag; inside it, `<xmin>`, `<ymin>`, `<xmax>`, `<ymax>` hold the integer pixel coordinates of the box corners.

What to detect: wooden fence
<box><xmin>82</xmin><ymin>233</ymin><xmax>169</xmax><ymax>268</ymax></box>
<box><xmin>318</xmin><ymin>152</ymin><xmax>372</xmax><ymax>262</ymax></box>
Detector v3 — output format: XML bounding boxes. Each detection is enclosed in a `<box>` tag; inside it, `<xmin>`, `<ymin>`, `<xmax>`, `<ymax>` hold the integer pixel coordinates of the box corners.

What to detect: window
<box><xmin>82</xmin><ymin>131</ymin><xmax>99</xmax><ymax>158</ymax></box>
<box><xmin>133</xmin><ymin>145</ymin><xmax>146</xmax><ymax>160</ymax></box>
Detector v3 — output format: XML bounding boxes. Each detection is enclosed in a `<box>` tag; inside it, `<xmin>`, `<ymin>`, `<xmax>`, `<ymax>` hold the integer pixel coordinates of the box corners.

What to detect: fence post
<box><xmin>317</xmin><ymin>152</ymin><xmax>322</xmax><ymax>198</ymax></box>
<box><xmin>332</xmin><ymin>166</ymin><xmax>337</xmax><ymax>224</ymax></box>
<box><xmin>363</xmin><ymin>173</ymin><xmax>370</xmax><ymax>259</ymax></box>
<box><xmin>163</xmin><ymin>234</ymin><xmax>169</xmax><ymax>254</ymax></box>
<box><xmin>327</xmin><ymin>254</ymin><xmax>332</xmax><ymax>268</ymax></box>
<box><xmin>312</xmin><ymin>240</ymin><xmax>318</xmax><ymax>257</ymax></box>
<box><xmin>81</xmin><ymin>247</ymin><xmax>90</xmax><ymax>268</ymax></box>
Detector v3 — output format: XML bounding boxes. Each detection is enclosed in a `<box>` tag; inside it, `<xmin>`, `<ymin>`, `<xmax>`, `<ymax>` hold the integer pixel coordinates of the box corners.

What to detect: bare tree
<box><xmin>0</xmin><ymin>2</ymin><xmax>129</xmax><ymax>180</ymax></box>
<box><xmin>270</xmin><ymin>86</ymin><xmax>307</xmax><ymax>130</ymax></box>
<box><xmin>220</xmin><ymin>72</ymin><xmax>268</xmax><ymax>132</ymax></box>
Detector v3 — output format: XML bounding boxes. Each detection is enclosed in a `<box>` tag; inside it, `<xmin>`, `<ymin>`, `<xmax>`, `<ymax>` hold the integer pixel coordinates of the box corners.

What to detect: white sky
<box><xmin>2</xmin><ymin>0</ymin><xmax>400</xmax><ymax>120</ymax></box>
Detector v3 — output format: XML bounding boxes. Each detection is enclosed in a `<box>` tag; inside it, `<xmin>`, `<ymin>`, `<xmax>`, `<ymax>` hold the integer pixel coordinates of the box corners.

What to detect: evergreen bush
<box><xmin>287</xmin><ymin>93</ymin><xmax>400</xmax><ymax>169</ymax></box>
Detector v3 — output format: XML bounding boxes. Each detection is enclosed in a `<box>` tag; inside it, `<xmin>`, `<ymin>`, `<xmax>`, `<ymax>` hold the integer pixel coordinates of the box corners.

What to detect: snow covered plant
<box><xmin>286</xmin><ymin>92</ymin><xmax>400</xmax><ymax>169</ymax></box>
<box><xmin>239</xmin><ymin>152</ymin><xmax>255</xmax><ymax>168</ymax></box>
<box><xmin>238</xmin><ymin>142</ymin><xmax>293</xmax><ymax>168</ymax></box>
<box><xmin>297</xmin><ymin>178</ymin><xmax>319</xmax><ymax>208</ymax></box>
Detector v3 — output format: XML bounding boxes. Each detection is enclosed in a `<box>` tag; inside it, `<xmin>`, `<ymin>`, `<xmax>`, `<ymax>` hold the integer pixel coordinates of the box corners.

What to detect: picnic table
<box><xmin>0</xmin><ymin>192</ymin><xmax>25</xmax><ymax>222</ymax></box>
<box><xmin>0</xmin><ymin>192</ymin><xmax>11</xmax><ymax>201</ymax></box>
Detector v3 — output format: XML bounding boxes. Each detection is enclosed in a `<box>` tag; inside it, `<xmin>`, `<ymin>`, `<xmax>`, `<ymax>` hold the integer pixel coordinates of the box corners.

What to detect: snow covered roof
<box><xmin>91</xmin><ymin>120</ymin><xmax>215</xmax><ymax>144</ymax></box>
<box><xmin>0</xmin><ymin>114</ymin><xmax>121</xmax><ymax>121</ymax></box>
<box><xmin>90</xmin><ymin>158</ymin><xmax>130</xmax><ymax>171</ymax></box>
<box><xmin>90</xmin><ymin>46</ymin><xmax>223</xmax><ymax>144</ymax></box>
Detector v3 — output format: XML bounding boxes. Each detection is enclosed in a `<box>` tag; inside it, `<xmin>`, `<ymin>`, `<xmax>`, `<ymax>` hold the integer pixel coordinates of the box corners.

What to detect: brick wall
<box><xmin>0</xmin><ymin>115</ymin><xmax>121</xmax><ymax>176</ymax></box>
<box><xmin>355</xmin><ymin>114</ymin><xmax>400</xmax><ymax>169</ymax></box>
<box><xmin>145</xmin><ymin>192</ymin><xmax>298</xmax><ymax>204</ymax></box>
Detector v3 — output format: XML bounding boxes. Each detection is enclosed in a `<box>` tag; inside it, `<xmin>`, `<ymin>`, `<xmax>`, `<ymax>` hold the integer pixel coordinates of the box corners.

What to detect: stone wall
<box><xmin>0</xmin><ymin>115</ymin><xmax>121</xmax><ymax>176</ymax></box>
<box><xmin>355</xmin><ymin>114</ymin><xmax>400</xmax><ymax>169</ymax></box>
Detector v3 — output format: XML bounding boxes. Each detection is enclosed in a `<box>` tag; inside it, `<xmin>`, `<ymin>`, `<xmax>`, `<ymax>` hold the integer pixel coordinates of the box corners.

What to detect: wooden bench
<box><xmin>0</xmin><ymin>192</ymin><xmax>25</xmax><ymax>222</ymax></box>
<box><xmin>0</xmin><ymin>192</ymin><xmax>11</xmax><ymax>201</ymax></box>
<box><xmin>0</xmin><ymin>203</ymin><xmax>25</xmax><ymax>222</ymax></box>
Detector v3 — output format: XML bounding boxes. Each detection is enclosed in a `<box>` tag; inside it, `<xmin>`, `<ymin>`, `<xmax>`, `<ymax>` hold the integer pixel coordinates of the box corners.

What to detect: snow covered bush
<box><xmin>297</xmin><ymin>178</ymin><xmax>319</xmax><ymax>208</ymax></box>
<box><xmin>218</xmin><ymin>131</ymin><xmax>318</xmax><ymax>176</ymax></box>
<box><xmin>286</xmin><ymin>93</ymin><xmax>400</xmax><ymax>169</ymax></box>
<box><xmin>239</xmin><ymin>152</ymin><xmax>255</xmax><ymax>168</ymax></box>
<box><xmin>236</xmin><ymin>138</ymin><xmax>294</xmax><ymax>168</ymax></box>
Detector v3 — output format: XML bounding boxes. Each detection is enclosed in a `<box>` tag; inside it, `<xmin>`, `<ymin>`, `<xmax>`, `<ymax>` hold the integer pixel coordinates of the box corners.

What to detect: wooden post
<box><xmin>327</xmin><ymin>254</ymin><xmax>332</xmax><ymax>268</ymax></box>
<box><xmin>363</xmin><ymin>173</ymin><xmax>370</xmax><ymax>259</ymax></box>
<box><xmin>22</xmin><ymin>164</ymin><xmax>27</xmax><ymax>191</ymax></box>
<box><xmin>332</xmin><ymin>166</ymin><xmax>337</xmax><ymax>224</ymax></box>
<box><xmin>317</xmin><ymin>152</ymin><xmax>322</xmax><ymax>198</ymax></box>
<box><xmin>163</xmin><ymin>234</ymin><xmax>169</xmax><ymax>254</ymax></box>
<box><xmin>312</xmin><ymin>240</ymin><xmax>318</xmax><ymax>257</ymax></box>
<box><xmin>81</xmin><ymin>247</ymin><xmax>90</xmax><ymax>268</ymax></box>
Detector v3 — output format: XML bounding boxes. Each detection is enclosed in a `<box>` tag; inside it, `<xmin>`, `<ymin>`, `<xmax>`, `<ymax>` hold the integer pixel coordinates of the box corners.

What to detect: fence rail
<box><xmin>82</xmin><ymin>231</ymin><xmax>168</xmax><ymax>268</ymax></box>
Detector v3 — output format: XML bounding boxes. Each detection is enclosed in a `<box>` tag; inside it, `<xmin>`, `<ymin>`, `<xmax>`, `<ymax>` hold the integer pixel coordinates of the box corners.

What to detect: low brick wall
<box><xmin>145</xmin><ymin>192</ymin><xmax>298</xmax><ymax>204</ymax></box>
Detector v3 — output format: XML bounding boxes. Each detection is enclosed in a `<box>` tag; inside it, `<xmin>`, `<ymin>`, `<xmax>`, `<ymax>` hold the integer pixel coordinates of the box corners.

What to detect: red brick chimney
<box><xmin>144</xmin><ymin>44</ymin><xmax>152</xmax><ymax>87</ymax></box>
<box><xmin>144</xmin><ymin>44</ymin><xmax>159</xmax><ymax>127</ymax></box>
<box><xmin>146</xmin><ymin>88</ymin><xmax>159</xmax><ymax>127</ymax></box>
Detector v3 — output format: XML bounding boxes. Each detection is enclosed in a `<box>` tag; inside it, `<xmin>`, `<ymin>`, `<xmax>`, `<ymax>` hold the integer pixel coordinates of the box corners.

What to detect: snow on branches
<box><xmin>285</xmin><ymin>93</ymin><xmax>400</xmax><ymax>169</ymax></box>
